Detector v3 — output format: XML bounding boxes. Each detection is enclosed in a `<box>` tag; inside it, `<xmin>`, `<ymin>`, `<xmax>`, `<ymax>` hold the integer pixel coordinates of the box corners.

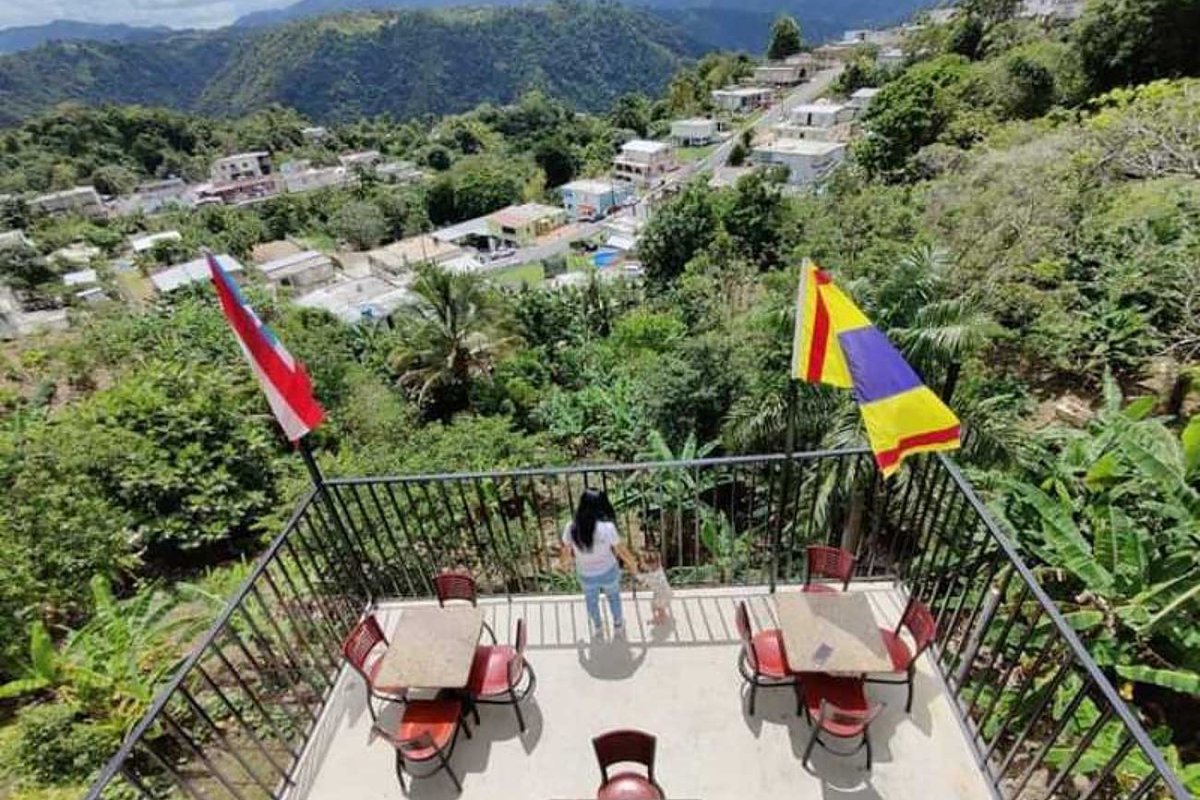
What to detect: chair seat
<box><xmin>879</xmin><ymin>628</ymin><xmax>912</xmax><ymax>672</ymax></box>
<box><xmin>751</xmin><ymin>629</ymin><xmax>791</xmax><ymax>678</ymax></box>
<box><xmin>804</xmin><ymin>675</ymin><xmax>868</xmax><ymax>737</ymax></box>
<box><xmin>387</xmin><ymin>699</ymin><xmax>461</xmax><ymax>761</ymax></box>
<box><xmin>466</xmin><ymin>644</ymin><xmax>518</xmax><ymax>696</ymax></box>
<box><xmin>598</xmin><ymin>772</ymin><xmax>664</xmax><ymax>800</ymax></box>
<box><xmin>801</xmin><ymin>583</ymin><xmax>838</xmax><ymax>594</ymax></box>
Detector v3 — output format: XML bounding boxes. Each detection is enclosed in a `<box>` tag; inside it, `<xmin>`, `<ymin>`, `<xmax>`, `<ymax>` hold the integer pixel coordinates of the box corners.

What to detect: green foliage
<box><xmin>766</xmin><ymin>14</ymin><xmax>803</xmax><ymax>61</ymax></box>
<box><xmin>998</xmin><ymin>380</ymin><xmax>1200</xmax><ymax>700</ymax></box>
<box><xmin>0</xmin><ymin>245</ymin><xmax>56</xmax><ymax>294</ymax></box>
<box><xmin>638</xmin><ymin>181</ymin><xmax>717</xmax><ymax>285</ymax></box>
<box><xmin>854</xmin><ymin>55</ymin><xmax>973</xmax><ymax>179</ymax></box>
<box><xmin>13</xmin><ymin>704</ymin><xmax>119</xmax><ymax>786</ymax></box>
<box><xmin>389</xmin><ymin>265</ymin><xmax>514</xmax><ymax>418</ymax></box>
<box><xmin>0</xmin><ymin>3</ymin><xmax>704</xmax><ymax>128</ymax></box>
<box><xmin>1075</xmin><ymin>0</ymin><xmax>1200</xmax><ymax>95</ymax></box>
<box><xmin>330</xmin><ymin>200</ymin><xmax>386</xmax><ymax>249</ymax></box>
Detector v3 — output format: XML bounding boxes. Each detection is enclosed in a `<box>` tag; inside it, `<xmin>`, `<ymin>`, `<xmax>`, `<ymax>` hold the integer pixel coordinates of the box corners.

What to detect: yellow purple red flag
<box><xmin>791</xmin><ymin>260</ymin><xmax>961</xmax><ymax>476</ymax></box>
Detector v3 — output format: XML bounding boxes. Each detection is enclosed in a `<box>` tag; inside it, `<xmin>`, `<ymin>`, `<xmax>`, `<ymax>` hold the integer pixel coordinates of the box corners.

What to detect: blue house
<box><xmin>559</xmin><ymin>179</ymin><xmax>634</xmax><ymax>221</ymax></box>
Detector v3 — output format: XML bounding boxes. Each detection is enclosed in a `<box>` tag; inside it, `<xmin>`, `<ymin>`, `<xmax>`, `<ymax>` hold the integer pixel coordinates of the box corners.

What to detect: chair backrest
<box><xmin>805</xmin><ymin>545</ymin><xmax>855</xmax><ymax>588</ymax></box>
<box><xmin>815</xmin><ymin>699</ymin><xmax>882</xmax><ymax>737</ymax></box>
<box><xmin>508</xmin><ymin>618</ymin><xmax>527</xmax><ymax>688</ymax></box>
<box><xmin>734</xmin><ymin>601</ymin><xmax>758</xmax><ymax>671</ymax></box>
<box><xmin>593</xmin><ymin>729</ymin><xmax>657</xmax><ymax>786</ymax></box>
<box><xmin>434</xmin><ymin>572</ymin><xmax>478</xmax><ymax>607</ymax></box>
<box><xmin>900</xmin><ymin>598</ymin><xmax>937</xmax><ymax>660</ymax></box>
<box><xmin>342</xmin><ymin>615</ymin><xmax>386</xmax><ymax>680</ymax></box>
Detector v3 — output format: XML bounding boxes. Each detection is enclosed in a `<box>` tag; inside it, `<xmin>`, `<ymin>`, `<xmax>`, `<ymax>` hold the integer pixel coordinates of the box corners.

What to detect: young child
<box><xmin>638</xmin><ymin>550</ymin><xmax>673</xmax><ymax>625</ymax></box>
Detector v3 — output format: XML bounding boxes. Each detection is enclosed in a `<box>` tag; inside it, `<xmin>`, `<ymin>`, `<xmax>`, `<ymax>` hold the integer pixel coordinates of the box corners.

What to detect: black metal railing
<box><xmin>83</xmin><ymin>449</ymin><xmax>1190</xmax><ymax>800</ymax></box>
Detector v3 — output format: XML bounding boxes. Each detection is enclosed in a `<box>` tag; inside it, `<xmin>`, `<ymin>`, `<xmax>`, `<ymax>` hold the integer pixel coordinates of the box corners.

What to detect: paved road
<box><xmin>486</xmin><ymin>67</ymin><xmax>843</xmax><ymax>270</ymax></box>
<box><xmin>694</xmin><ymin>67</ymin><xmax>842</xmax><ymax>177</ymax></box>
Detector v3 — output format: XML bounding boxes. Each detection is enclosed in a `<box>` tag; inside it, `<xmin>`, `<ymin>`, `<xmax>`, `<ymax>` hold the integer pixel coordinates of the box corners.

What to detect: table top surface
<box><xmin>374</xmin><ymin>606</ymin><xmax>485</xmax><ymax>691</ymax></box>
<box><xmin>774</xmin><ymin>591</ymin><xmax>894</xmax><ymax>673</ymax></box>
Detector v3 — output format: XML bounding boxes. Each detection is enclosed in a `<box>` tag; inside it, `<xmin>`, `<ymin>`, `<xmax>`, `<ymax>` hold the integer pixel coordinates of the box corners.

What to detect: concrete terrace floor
<box><xmin>289</xmin><ymin>584</ymin><xmax>994</xmax><ymax>800</ymax></box>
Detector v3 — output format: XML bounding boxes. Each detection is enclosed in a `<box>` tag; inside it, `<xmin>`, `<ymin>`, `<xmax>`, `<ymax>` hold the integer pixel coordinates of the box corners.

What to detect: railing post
<box><xmin>299</xmin><ymin>440</ymin><xmax>374</xmax><ymax>606</ymax></box>
<box><xmin>772</xmin><ymin>381</ymin><xmax>799</xmax><ymax>593</ymax></box>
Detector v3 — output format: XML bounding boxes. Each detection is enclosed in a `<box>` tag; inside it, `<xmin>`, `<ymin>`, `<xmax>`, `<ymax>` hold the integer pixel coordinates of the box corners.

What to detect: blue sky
<box><xmin>0</xmin><ymin>0</ymin><xmax>295</xmax><ymax>29</ymax></box>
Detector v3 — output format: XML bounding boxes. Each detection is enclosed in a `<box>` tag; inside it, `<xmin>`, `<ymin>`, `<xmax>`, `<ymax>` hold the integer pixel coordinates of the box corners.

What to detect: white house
<box><xmin>368</xmin><ymin>235</ymin><xmax>464</xmax><ymax>273</ymax></box>
<box><xmin>257</xmin><ymin>250</ymin><xmax>337</xmax><ymax>290</ymax></box>
<box><xmin>282</xmin><ymin>166</ymin><xmax>350</xmax><ymax>194</ymax></box>
<box><xmin>0</xmin><ymin>230</ymin><xmax>32</xmax><ymax>250</ymax></box>
<box><xmin>29</xmin><ymin>186</ymin><xmax>104</xmax><ymax>217</ymax></box>
<box><xmin>848</xmin><ymin>87</ymin><xmax>881</xmax><ymax>114</ymax></box>
<box><xmin>1020</xmin><ymin>0</ymin><xmax>1085</xmax><ymax>18</ymax></box>
<box><xmin>559</xmin><ymin>179</ymin><xmax>635</xmax><ymax>221</ymax></box>
<box><xmin>711</xmin><ymin>86</ymin><xmax>774</xmax><ymax>114</ymax></box>
<box><xmin>151</xmin><ymin>254</ymin><xmax>244</xmax><ymax>294</ymax></box>
<box><xmin>301</xmin><ymin>126</ymin><xmax>328</xmax><ymax>142</ymax></box>
<box><xmin>752</xmin><ymin>139</ymin><xmax>847</xmax><ymax>186</ymax></box>
<box><xmin>752</xmin><ymin>63</ymin><xmax>804</xmax><ymax>86</ymax></box>
<box><xmin>613</xmin><ymin>140</ymin><xmax>676</xmax><ymax>185</ymax></box>
<box><xmin>339</xmin><ymin>151</ymin><xmax>382</xmax><ymax>169</ymax></box>
<box><xmin>62</xmin><ymin>269</ymin><xmax>98</xmax><ymax>287</ymax></box>
<box><xmin>116</xmin><ymin>178</ymin><xmax>191</xmax><ymax>215</ymax></box>
<box><xmin>670</xmin><ymin>118</ymin><xmax>720</xmax><ymax>146</ymax></box>
<box><xmin>789</xmin><ymin>102</ymin><xmax>854</xmax><ymax>128</ymax></box>
<box><xmin>376</xmin><ymin>161</ymin><xmax>424</xmax><ymax>184</ymax></box>
<box><xmin>784</xmin><ymin>52</ymin><xmax>821</xmax><ymax>75</ymax></box>
<box><xmin>877</xmin><ymin>48</ymin><xmax>905</xmax><ymax>69</ymax></box>
<box><xmin>295</xmin><ymin>276</ymin><xmax>413</xmax><ymax>324</ymax></box>
<box><xmin>211</xmin><ymin>152</ymin><xmax>272</xmax><ymax>184</ymax></box>
<box><xmin>49</xmin><ymin>243</ymin><xmax>101</xmax><ymax>266</ymax></box>
<box><xmin>130</xmin><ymin>230</ymin><xmax>183</xmax><ymax>254</ymax></box>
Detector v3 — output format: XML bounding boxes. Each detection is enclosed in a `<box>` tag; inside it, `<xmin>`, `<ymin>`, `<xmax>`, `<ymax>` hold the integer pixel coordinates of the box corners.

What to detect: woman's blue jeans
<box><xmin>579</xmin><ymin>565</ymin><xmax>623</xmax><ymax>628</ymax></box>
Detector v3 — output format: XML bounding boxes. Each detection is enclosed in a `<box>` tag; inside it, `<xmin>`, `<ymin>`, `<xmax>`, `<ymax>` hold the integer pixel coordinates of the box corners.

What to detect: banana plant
<box><xmin>996</xmin><ymin>374</ymin><xmax>1200</xmax><ymax>697</ymax></box>
<box><xmin>0</xmin><ymin>576</ymin><xmax>214</xmax><ymax>732</ymax></box>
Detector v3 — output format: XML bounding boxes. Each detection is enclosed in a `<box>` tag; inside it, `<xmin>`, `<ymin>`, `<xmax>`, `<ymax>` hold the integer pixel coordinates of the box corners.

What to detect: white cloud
<box><xmin>0</xmin><ymin>0</ymin><xmax>293</xmax><ymax>30</ymax></box>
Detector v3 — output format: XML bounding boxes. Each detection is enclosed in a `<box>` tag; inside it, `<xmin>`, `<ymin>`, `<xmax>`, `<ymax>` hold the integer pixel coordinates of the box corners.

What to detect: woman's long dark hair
<box><xmin>570</xmin><ymin>488</ymin><xmax>616</xmax><ymax>552</ymax></box>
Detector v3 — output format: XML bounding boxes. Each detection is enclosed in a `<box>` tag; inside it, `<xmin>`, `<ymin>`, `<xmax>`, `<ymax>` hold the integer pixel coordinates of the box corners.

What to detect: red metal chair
<box><xmin>593</xmin><ymin>729</ymin><xmax>664</xmax><ymax>800</ymax></box>
<box><xmin>802</xmin><ymin>674</ymin><xmax>882</xmax><ymax>770</ymax></box>
<box><xmin>465</xmin><ymin>618</ymin><xmax>537</xmax><ymax>732</ymax></box>
<box><xmin>865</xmin><ymin>596</ymin><xmax>937</xmax><ymax>712</ymax></box>
<box><xmin>341</xmin><ymin>614</ymin><xmax>405</xmax><ymax>722</ymax></box>
<box><xmin>434</xmin><ymin>572</ymin><xmax>480</xmax><ymax>606</ymax></box>
<box><xmin>735</xmin><ymin>601</ymin><xmax>800</xmax><ymax>716</ymax></box>
<box><xmin>434</xmin><ymin>571</ymin><xmax>497</xmax><ymax>642</ymax></box>
<box><xmin>802</xmin><ymin>545</ymin><xmax>855</xmax><ymax>594</ymax></box>
<box><xmin>377</xmin><ymin>695</ymin><xmax>470</xmax><ymax>794</ymax></box>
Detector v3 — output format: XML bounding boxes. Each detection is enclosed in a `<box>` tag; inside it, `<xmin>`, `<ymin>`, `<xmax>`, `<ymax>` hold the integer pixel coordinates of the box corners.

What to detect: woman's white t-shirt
<box><xmin>562</xmin><ymin>521</ymin><xmax>620</xmax><ymax>577</ymax></box>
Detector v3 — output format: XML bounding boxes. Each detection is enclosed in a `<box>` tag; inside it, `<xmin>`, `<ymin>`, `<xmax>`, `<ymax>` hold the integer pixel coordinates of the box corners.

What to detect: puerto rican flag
<box><xmin>208</xmin><ymin>253</ymin><xmax>325</xmax><ymax>442</ymax></box>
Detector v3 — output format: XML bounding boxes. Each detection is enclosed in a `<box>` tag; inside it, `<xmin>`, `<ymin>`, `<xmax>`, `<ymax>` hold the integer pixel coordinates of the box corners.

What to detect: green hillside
<box><xmin>0</xmin><ymin>1</ymin><xmax>706</xmax><ymax>126</ymax></box>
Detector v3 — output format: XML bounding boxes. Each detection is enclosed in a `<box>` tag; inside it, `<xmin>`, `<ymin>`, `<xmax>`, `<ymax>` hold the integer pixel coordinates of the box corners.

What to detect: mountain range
<box><xmin>0</xmin><ymin>20</ymin><xmax>171</xmax><ymax>55</ymax></box>
<box><xmin>0</xmin><ymin>0</ymin><xmax>930</xmax><ymax>127</ymax></box>
<box><xmin>0</xmin><ymin>3</ymin><xmax>707</xmax><ymax>126</ymax></box>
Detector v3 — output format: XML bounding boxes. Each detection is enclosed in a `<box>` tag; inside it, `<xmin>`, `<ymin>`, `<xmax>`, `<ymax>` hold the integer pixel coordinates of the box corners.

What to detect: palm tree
<box><xmin>873</xmin><ymin>244</ymin><xmax>997</xmax><ymax>401</ymax></box>
<box><xmin>389</xmin><ymin>265</ymin><xmax>515</xmax><ymax>418</ymax></box>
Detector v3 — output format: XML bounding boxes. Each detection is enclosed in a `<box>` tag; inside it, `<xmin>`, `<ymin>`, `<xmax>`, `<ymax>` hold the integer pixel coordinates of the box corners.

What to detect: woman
<box><xmin>560</xmin><ymin>488</ymin><xmax>639</xmax><ymax>634</ymax></box>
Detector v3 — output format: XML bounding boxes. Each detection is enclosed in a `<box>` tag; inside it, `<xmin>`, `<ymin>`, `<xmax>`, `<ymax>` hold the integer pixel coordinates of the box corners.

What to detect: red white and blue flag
<box><xmin>208</xmin><ymin>252</ymin><xmax>325</xmax><ymax>442</ymax></box>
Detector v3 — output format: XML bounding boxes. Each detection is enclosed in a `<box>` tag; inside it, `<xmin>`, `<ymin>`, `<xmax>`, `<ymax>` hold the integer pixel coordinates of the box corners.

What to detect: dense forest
<box><xmin>1</xmin><ymin>0</ymin><xmax>1199</xmax><ymax>796</ymax></box>
<box><xmin>0</xmin><ymin>2</ymin><xmax>710</xmax><ymax>126</ymax></box>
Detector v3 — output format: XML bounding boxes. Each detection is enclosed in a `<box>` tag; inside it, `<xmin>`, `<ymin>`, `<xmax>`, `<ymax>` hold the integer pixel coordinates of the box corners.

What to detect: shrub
<box><xmin>14</xmin><ymin>704</ymin><xmax>119</xmax><ymax>785</ymax></box>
